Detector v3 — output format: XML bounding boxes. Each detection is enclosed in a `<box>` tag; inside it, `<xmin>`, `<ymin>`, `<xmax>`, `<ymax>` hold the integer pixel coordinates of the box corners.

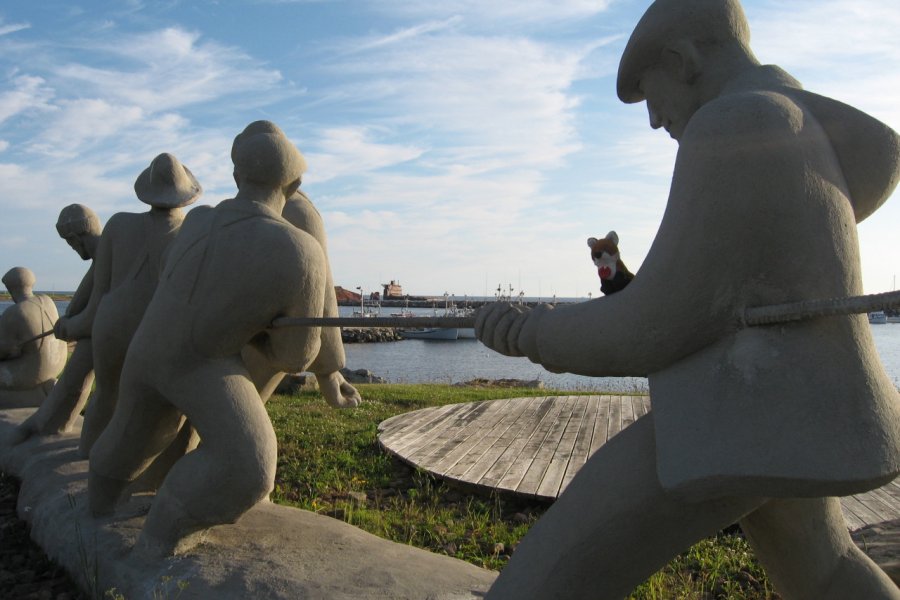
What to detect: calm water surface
<box><xmin>2</xmin><ymin>300</ymin><xmax>899</xmax><ymax>391</ymax></box>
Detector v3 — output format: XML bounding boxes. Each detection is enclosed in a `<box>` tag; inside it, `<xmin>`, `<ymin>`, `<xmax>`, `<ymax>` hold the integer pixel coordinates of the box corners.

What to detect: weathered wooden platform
<box><xmin>377</xmin><ymin>395</ymin><xmax>900</xmax><ymax>531</ymax></box>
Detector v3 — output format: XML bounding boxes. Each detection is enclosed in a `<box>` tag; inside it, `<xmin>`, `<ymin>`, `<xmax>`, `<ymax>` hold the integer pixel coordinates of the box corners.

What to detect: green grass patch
<box><xmin>267</xmin><ymin>383</ymin><xmax>778</xmax><ymax>598</ymax></box>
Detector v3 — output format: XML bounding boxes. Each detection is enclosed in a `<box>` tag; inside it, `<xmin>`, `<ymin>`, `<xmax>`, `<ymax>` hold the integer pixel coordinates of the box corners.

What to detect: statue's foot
<box><xmin>317</xmin><ymin>372</ymin><xmax>362</xmax><ymax>408</ymax></box>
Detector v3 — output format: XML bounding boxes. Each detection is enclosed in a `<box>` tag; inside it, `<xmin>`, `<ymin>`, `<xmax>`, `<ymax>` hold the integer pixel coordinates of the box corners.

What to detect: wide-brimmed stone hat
<box><xmin>134</xmin><ymin>153</ymin><xmax>202</xmax><ymax>208</ymax></box>
<box><xmin>617</xmin><ymin>0</ymin><xmax>751</xmax><ymax>104</ymax></box>
<box><xmin>231</xmin><ymin>120</ymin><xmax>307</xmax><ymax>188</ymax></box>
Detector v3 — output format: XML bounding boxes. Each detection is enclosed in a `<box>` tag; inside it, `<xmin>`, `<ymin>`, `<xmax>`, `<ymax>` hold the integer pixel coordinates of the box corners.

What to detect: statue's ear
<box><xmin>662</xmin><ymin>39</ymin><xmax>700</xmax><ymax>85</ymax></box>
<box><xmin>587</xmin><ymin>237</ymin><xmax>598</xmax><ymax>248</ymax></box>
<box><xmin>605</xmin><ymin>231</ymin><xmax>619</xmax><ymax>246</ymax></box>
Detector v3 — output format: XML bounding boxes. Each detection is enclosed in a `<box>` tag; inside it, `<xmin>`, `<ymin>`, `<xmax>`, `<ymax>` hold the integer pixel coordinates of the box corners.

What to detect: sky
<box><xmin>1</xmin><ymin>0</ymin><xmax>898</xmax><ymax>300</ymax></box>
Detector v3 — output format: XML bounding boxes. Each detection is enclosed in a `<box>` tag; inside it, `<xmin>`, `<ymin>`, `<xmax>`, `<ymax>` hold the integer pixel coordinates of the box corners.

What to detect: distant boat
<box><xmin>869</xmin><ymin>311</ymin><xmax>888</xmax><ymax>324</ymax></box>
<box><xmin>399</xmin><ymin>327</ymin><xmax>459</xmax><ymax>340</ymax></box>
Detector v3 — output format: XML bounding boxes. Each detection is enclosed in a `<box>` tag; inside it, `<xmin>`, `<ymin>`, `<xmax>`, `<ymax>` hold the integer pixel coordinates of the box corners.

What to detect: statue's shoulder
<box><xmin>686</xmin><ymin>90</ymin><xmax>806</xmax><ymax>142</ymax></box>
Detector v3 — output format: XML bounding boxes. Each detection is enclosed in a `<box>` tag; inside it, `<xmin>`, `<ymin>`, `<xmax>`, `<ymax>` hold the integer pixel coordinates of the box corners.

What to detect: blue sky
<box><xmin>1</xmin><ymin>0</ymin><xmax>898</xmax><ymax>299</ymax></box>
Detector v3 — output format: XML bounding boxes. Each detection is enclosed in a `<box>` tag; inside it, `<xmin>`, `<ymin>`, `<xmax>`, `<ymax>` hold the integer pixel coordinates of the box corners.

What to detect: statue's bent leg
<box><xmin>138</xmin><ymin>364</ymin><xmax>278</xmax><ymax>556</ymax></box>
<box><xmin>89</xmin><ymin>376</ymin><xmax>183</xmax><ymax>516</ymax></box>
<box><xmin>740</xmin><ymin>497</ymin><xmax>900</xmax><ymax>599</ymax></box>
<box><xmin>79</xmin><ymin>337</ymin><xmax>126</xmax><ymax>458</ymax></box>
<box><xmin>18</xmin><ymin>340</ymin><xmax>94</xmax><ymax>439</ymax></box>
<box><xmin>486</xmin><ymin>414</ymin><xmax>763</xmax><ymax>600</ymax></box>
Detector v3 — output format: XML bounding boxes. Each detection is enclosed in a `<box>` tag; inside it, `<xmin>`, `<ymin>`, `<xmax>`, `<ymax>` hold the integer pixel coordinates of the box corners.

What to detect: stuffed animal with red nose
<box><xmin>588</xmin><ymin>231</ymin><xmax>634</xmax><ymax>295</ymax></box>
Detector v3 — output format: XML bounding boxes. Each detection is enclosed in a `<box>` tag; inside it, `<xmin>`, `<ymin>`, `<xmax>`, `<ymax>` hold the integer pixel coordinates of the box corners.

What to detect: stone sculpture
<box><xmin>475</xmin><ymin>1</ymin><xmax>900</xmax><ymax>598</ymax></box>
<box><xmin>0</xmin><ymin>267</ymin><xmax>68</xmax><ymax>409</ymax></box>
<box><xmin>14</xmin><ymin>205</ymin><xmax>102</xmax><ymax>439</ymax></box>
<box><xmin>55</xmin><ymin>153</ymin><xmax>202</xmax><ymax>457</ymax></box>
<box><xmin>242</xmin><ymin>189</ymin><xmax>362</xmax><ymax>408</ymax></box>
<box><xmin>88</xmin><ymin>121</ymin><xmax>348</xmax><ymax>556</ymax></box>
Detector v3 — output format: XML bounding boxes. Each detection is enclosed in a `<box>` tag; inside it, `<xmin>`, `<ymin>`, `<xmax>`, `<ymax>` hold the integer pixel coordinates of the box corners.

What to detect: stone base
<box><xmin>0</xmin><ymin>409</ymin><xmax>496</xmax><ymax>599</ymax></box>
<box><xmin>0</xmin><ymin>386</ymin><xmax>50</xmax><ymax>409</ymax></box>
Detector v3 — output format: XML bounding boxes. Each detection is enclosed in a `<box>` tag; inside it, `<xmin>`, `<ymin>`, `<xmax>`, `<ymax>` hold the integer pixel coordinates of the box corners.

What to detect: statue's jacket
<box><xmin>535</xmin><ymin>66</ymin><xmax>900</xmax><ymax>501</ymax></box>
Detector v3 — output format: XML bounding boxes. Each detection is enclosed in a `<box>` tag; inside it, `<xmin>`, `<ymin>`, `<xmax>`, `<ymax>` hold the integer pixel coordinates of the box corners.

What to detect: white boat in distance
<box><xmin>869</xmin><ymin>311</ymin><xmax>888</xmax><ymax>324</ymax></box>
<box><xmin>399</xmin><ymin>327</ymin><xmax>460</xmax><ymax>340</ymax></box>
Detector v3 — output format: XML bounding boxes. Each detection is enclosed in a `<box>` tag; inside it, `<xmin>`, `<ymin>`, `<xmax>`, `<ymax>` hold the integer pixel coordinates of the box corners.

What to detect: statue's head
<box><xmin>231</xmin><ymin>121</ymin><xmax>306</xmax><ymax>197</ymax></box>
<box><xmin>2</xmin><ymin>266</ymin><xmax>36</xmax><ymax>300</ymax></box>
<box><xmin>134</xmin><ymin>153</ymin><xmax>203</xmax><ymax>209</ymax></box>
<box><xmin>56</xmin><ymin>204</ymin><xmax>102</xmax><ymax>260</ymax></box>
<box><xmin>617</xmin><ymin>0</ymin><xmax>753</xmax><ymax>140</ymax></box>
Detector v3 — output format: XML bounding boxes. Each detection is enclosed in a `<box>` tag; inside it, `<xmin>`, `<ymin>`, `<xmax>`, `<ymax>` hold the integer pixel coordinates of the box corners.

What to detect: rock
<box><xmin>340</xmin><ymin>368</ymin><xmax>387</xmax><ymax>384</ymax></box>
<box><xmin>274</xmin><ymin>373</ymin><xmax>318</xmax><ymax>395</ymax></box>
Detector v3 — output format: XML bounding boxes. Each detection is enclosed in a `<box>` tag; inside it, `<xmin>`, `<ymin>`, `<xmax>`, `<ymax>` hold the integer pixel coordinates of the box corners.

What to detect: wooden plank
<box><xmin>840</xmin><ymin>500</ymin><xmax>867</xmax><ymax>531</ymax></box>
<box><xmin>378</xmin><ymin>403</ymin><xmax>451</xmax><ymax>439</ymax></box>
<box><xmin>379</xmin><ymin>403</ymin><xmax>460</xmax><ymax>446</ymax></box>
<box><xmin>462</xmin><ymin>399</ymin><xmax>556</xmax><ymax>485</ymax></box>
<box><xmin>841</xmin><ymin>495</ymin><xmax>885</xmax><ymax>528</ymax></box>
<box><xmin>405</xmin><ymin>399</ymin><xmax>507</xmax><ymax>465</ymax></box>
<box><xmin>446</xmin><ymin>397</ymin><xmax>564</xmax><ymax>481</ymax></box>
<box><xmin>621</xmin><ymin>396</ymin><xmax>637</xmax><ymax>431</ymax></box>
<box><xmin>606</xmin><ymin>395</ymin><xmax>624</xmax><ymax>442</ymax></box>
<box><xmin>516</xmin><ymin>397</ymin><xmax>580</xmax><ymax>497</ymax></box>
<box><xmin>495</xmin><ymin>398</ymin><xmax>569</xmax><ymax>492</ymax></box>
<box><xmin>386</xmin><ymin>401</ymin><xmax>486</xmax><ymax>457</ymax></box>
<box><xmin>428</xmin><ymin>397</ymin><xmax>539</xmax><ymax>477</ymax></box>
<box><xmin>855</xmin><ymin>488</ymin><xmax>900</xmax><ymax>522</ymax></box>
<box><xmin>588</xmin><ymin>395</ymin><xmax>612</xmax><ymax>458</ymax></box>
<box><xmin>536</xmin><ymin>397</ymin><xmax>590</xmax><ymax>498</ymax></box>
<box><xmin>559</xmin><ymin>396</ymin><xmax>601</xmax><ymax>493</ymax></box>
<box><xmin>477</xmin><ymin>397</ymin><xmax>559</xmax><ymax>489</ymax></box>
<box><xmin>632</xmin><ymin>395</ymin><xmax>649</xmax><ymax>420</ymax></box>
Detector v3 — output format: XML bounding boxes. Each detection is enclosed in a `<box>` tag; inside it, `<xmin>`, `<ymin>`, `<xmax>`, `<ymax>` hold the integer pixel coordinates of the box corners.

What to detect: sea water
<box><xmin>2</xmin><ymin>300</ymin><xmax>899</xmax><ymax>391</ymax></box>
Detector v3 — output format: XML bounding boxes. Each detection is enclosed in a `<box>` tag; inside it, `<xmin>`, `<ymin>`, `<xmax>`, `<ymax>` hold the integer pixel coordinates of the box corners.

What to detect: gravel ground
<box><xmin>0</xmin><ymin>473</ymin><xmax>84</xmax><ymax>600</ymax></box>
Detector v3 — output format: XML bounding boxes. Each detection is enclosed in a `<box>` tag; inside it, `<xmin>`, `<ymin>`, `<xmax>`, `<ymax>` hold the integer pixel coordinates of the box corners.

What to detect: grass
<box><xmin>267</xmin><ymin>383</ymin><xmax>780</xmax><ymax>599</ymax></box>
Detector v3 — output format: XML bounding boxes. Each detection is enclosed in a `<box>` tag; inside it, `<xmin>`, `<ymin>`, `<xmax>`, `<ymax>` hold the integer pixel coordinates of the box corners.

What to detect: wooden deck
<box><xmin>377</xmin><ymin>395</ymin><xmax>900</xmax><ymax>531</ymax></box>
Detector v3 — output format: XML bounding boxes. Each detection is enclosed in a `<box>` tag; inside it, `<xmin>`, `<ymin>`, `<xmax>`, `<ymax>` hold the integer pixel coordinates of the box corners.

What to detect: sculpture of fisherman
<box><xmin>0</xmin><ymin>267</ymin><xmax>68</xmax><ymax>409</ymax></box>
<box><xmin>14</xmin><ymin>205</ymin><xmax>102</xmax><ymax>438</ymax></box>
<box><xmin>55</xmin><ymin>153</ymin><xmax>202</xmax><ymax>457</ymax></box>
<box><xmin>476</xmin><ymin>1</ymin><xmax>900</xmax><ymax>598</ymax></box>
<box><xmin>88</xmin><ymin>121</ymin><xmax>354</xmax><ymax>556</ymax></box>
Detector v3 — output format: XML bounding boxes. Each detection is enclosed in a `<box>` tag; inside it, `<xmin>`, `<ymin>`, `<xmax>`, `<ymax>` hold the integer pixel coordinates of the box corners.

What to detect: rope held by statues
<box><xmin>271</xmin><ymin>290</ymin><xmax>900</xmax><ymax>330</ymax></box>
<box><xmin>13</xmin><ymin>290</ymin><xmax>899</xmax><ymax>348</ymax></box>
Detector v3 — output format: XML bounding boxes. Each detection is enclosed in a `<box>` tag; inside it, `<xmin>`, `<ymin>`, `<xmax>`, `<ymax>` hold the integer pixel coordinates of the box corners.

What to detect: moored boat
<box><xmin>399</xmin><ymin>327</ymin><xmax>459</xmax><ymax>340</ymax></box>
<box><xmin>869</xmin><ymin>311</ymin><xmax>888</xmax><ymax>324</ymax></box>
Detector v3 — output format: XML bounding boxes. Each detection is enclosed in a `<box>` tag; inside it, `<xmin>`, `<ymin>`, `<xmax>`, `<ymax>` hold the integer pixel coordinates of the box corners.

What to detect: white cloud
<box><xmin>0</xmin><ymin>74</ymin><xmax>55</xmax><ymax>126</ymax></box>
<box><xmin>372</xmin><ymin>0</ymin><xmax>613</xmax><ymax>27</ymax></box>
<box><xmin>52</xmin><ymin>28</ymin><xmax>284</xmax><ymax>113</ymax></box>
<box><xmin>0</xmin><ymin>22</ymin><xmax>30</xmax><ymax>36</ymax></box>
<box><xmin>0</xmin><ymin>140</ymin><xmax>8</xmax><ymax>152</ymax></box>
<box><xmin>304</xmin><ymin>126</ymin><xmax>425</xmax><ymax>183</ymax></box>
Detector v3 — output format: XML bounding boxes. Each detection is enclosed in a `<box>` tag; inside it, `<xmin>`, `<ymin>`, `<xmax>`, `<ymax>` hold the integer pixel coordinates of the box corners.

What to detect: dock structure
<box><xmin>377</xmin><ymin>395</ymin><xmax>900</xmax><ymax>531</ymax></box>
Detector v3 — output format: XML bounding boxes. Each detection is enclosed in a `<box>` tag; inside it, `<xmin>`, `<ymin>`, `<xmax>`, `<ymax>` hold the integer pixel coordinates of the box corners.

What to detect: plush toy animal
<box><xmin>588</xmin><ymin>231</ymin><xmax>634</xmax><ymax>295</ymax></box>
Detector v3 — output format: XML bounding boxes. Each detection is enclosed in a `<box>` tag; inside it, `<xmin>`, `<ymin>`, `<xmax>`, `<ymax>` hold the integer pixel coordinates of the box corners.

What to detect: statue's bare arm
<box><xmin>65</xmin><ymin>263</ymin><xmax>95</xmax><ymax>318</ymax></box>
<box><xmin>58</xmin><ymin>226</ymin><xmax>115</xmax><ymax>340</ymax></box>
<box><xmin>479</xmin><ymin>92</ymin><xmax>822</xmax><ymax>376</ymax></box>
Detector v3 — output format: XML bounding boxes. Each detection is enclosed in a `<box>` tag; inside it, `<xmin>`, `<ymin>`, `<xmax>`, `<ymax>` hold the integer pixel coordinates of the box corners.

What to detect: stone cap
<box><xmin>617</xmin><ymin>0</ymin><xmax>751</xmax><ymax>103</ymax></box>
<box><xmin>231</xmin><ymin>120</ymin><xmax>307</xmax><ymax>188</ymax></box>
<box><xmin>134</xmin><ymin>153</ymin><xmax>202</xmax><ymax>209</ymax></box>
<box><xmin>2</xmin><ymin>267</ymin><xmax>35</xmax><ymax>291</ymax></box>
<box><xmin>56</xmin><ymin>204</ymin><xmax>101</xmax><ymax>237</ymax></box>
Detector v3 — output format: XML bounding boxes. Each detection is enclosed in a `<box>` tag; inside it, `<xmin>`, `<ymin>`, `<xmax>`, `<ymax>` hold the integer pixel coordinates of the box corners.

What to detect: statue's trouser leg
<box><xmin>741</xmin><ymin>497</ymin><xmax>900</xmax><ymax>599</ymax></box>
<box><xmin>133</xmin><ymin>362</ymin><xmax>277</xmax><ymax>555</ymax></box>
<box><xmin>20</xmin><ymin>339</ymin><xmax>94</xmax><ymax>436</ymax></box>
<box><xmin>89</xmin><ymin>374</ymin><xmax>184</xmax><ymax>516</ymax></box>
<box><xmin>486</xmin><ymin>414</ymin><xmax>763</xmax><ymax>600</ymax></box>
<box><xmin>127</xmin><ymin>419</ymin><xmax>200</xmax><ymax>495</ymax></box>
<box><xmin>79</xmin><ymin>338</ymin><xmax>125</xmax><ymax>458</ymax></box>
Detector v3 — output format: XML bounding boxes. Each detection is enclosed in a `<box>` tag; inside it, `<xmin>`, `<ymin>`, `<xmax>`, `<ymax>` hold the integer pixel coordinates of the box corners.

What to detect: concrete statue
<box><xmin>243</xmin><ymin>189</ymin><xmax>362</xmax><ymax>409</ymax></box>
<box><xmin>476</xmin><ymin>1</ymin><xmax>900</xmax><ymax>598</ymax></box>
<box><xmin>55</xmin><ymin>153</ymin><xmax>202</xmax><ymax>457</ymax></box>
<box><xmin>88</xmin><ymin>120</ymin><xmax>354</xmax><ymax>556</ymax></box>
<box><xmin>0</xmin><ymin>267</ymin><xmax>68</xmax><ymax>409</ymax></box>
<box><xmin>14</xmin><ymin>205</ymin><xmax>102</xmax><ymax>439</ymax></box>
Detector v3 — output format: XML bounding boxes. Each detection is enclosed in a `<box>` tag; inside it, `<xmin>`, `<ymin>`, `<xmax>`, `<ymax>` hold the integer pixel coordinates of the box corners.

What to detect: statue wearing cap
<box><xmin>0</xmin><ymin>267</ymin><xmax>68</xmax><ymax>409</ymax></box>
<box><xmin>87</xmin><ymin>121</ymin><xmax>354</xmax><ymax>556</ymax></box>
<box><xmin>56</xmin><ymin>154</ymin><xmax>202</xmax><ymax>459</ymax></box>
<box><xmin>476</xmin><ymin>1</ymin><xmax>900</xmax><ymax>598</ymax></box>
<box><xmin>14</xmin><ymin>206</ymin><xmax>103</xmax><ymax>440</ymax></box>
<box><xmin>241</xmin><ymin>187</ymin><xmax>362</xmax><ymax>408</ymax></box>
